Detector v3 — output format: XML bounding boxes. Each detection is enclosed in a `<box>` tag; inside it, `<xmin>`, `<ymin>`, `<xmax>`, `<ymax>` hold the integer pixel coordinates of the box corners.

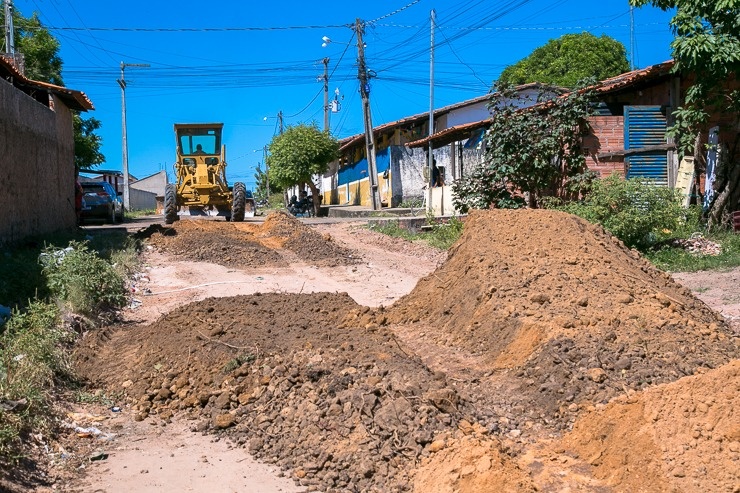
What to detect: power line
<box><xmin>368</xmin><ymin>0</ymin><xmax>423</xmax><ymax>24</ymax></box>
<box><xmin>38</xmin><ymin>24</ymin><xmax>352</xmax><ymax>32</ymax></box>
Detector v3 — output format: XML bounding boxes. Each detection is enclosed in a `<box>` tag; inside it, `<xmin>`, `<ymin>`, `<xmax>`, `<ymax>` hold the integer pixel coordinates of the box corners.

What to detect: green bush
<box><xmin>40</xmin><ymin>241</ymin><xmax>128</xmax><ymax>317</ymax></box>
<box><xmin>556</xmin><ymin>174</ymin><xmax>686</xmax><ymax>249</ymax></box>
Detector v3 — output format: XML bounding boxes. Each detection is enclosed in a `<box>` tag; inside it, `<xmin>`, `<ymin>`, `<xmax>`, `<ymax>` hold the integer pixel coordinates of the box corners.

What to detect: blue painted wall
<box><xmin>338</xmin><ymin>146</ymin><xmax>391</xmax><ymax>186</ymax></box>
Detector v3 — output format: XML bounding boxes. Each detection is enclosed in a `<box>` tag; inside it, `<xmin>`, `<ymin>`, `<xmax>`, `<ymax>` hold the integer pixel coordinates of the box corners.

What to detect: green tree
<box><xmin>631</xmin><ymin>0</ymin><xmax>740</xmax><ymax>228</ymax></box>
<box><xmin>498</xmin><ymin>32</ymin><xmax>630</xmax><ymax>88</ymax></box>
<box><xmin>74</xmin><ymin>115</ymin><xmax>105</xmax><ymax>170</ymax></box>
<box><xmin>266</xmin><ymin>124</ymin><xmax>339</xmax><ymax>214</ymax></box>
<box><xmin>453</xmin><ymin>82</ymin><xmax>595</xmax><ymax>212</ymax></box>
<box><xmin>2</xmin><ymin>8</ymin><xmax>104</xmax><ymax>170</ymax></box>
<box><xmin>13</xmin><ymin>12</ymin><xmax>63</xmax><ymax>85</ymax></box>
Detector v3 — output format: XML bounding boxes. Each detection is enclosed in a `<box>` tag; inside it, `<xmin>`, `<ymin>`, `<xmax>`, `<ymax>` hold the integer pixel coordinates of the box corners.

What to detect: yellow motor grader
<box><xmin>164</xmin><ymin>123</ymin><xmax>254</xmax><ymax>224</ymax></box>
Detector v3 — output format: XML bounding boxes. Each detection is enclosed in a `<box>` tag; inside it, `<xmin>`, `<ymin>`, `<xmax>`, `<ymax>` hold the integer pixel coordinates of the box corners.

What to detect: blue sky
<box><xmin>14</xmin><ymin>0</ymin><xmax>675</xmax><ymax>190</ymax></box>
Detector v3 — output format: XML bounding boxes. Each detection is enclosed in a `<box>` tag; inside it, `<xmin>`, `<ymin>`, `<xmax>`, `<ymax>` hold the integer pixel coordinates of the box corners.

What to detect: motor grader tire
<box><xmin>164</xmin><ymin>184</ymin><xmax>179</xmax><ymax>224</ymax></box>
<box><xmin>231</xmin><ymin>182</ymin><xmax>246</xmax><ymax>222</ymax></box>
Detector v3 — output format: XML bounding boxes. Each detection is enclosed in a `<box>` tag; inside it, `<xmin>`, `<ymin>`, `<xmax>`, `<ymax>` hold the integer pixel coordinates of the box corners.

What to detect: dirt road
<box><xmin>65</xmin><ymin>212</ymin><xmax>738</xmax><ymax>493</ymax></box>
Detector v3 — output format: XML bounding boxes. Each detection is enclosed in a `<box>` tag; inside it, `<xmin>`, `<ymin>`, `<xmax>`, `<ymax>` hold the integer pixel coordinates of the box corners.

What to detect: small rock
<box><xmin>530</xmin><ymin>293</ymin><xmax>551</xmax><ymax>304</ymax></box>
<box><xmin>428</xmin><ymin>440</ymin><xmax>446</xmax><ymax>453</ymax></box>
<box><xmin>616</xmin><ymin>294</ymin><xmax>634</xmax><ymax>304</ymax></box>
<box><xmin>213</xmin><ymin>413</ymin><xmax>235</xmax><ymax>429</ymax></box>
<box><xmin>586</xmin><ymin>368</ymin><xmax>607</xmax><ymax>383</ymax></box>
<box><xmin>671</xmin><ymin>467</ymin><xmax>686</xmax><ymax>478</ymax></box>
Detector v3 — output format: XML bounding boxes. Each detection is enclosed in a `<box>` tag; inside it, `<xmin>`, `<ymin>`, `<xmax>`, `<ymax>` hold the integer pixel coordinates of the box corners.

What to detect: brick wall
<box><xmin>0</xmin><ymin>81</ymin><xmax>76</xmax><ymax>244</ymax></box>
<box><xmin>583</xmin><ymin>116</ymin><xmax>625</xmax><ymax>178</ymax></box>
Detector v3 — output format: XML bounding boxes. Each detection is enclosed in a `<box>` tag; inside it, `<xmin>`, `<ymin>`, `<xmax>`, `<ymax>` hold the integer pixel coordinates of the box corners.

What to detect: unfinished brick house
<box><xmin>582</xmin><ymin>60</ymin><xmax>739</xmax><ymax>214</ymax></box>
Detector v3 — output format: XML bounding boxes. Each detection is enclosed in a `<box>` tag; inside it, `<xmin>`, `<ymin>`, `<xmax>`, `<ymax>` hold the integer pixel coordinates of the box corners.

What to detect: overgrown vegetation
<box><xmin>0</xmin><ymin>233</ymin><xmax>137</xmax><ymax>464</ymax></box>
<box><xmin>0</xmin><ymin>301</ymin><xmax>73</xmax><ymax>458</ymax></box>
<box><xmin>368</xmin><ymin>216</ymin><xmax>465</xmax><ymax>251</ymax></box>
<box><xmin>453</xmin><ymin>81</ymin><xmax>595</xmax><ymax>211</ymax></box>
<box><xmin>546</xmin><ymin>174</ymin><xmax>740</xmax><ymax>271</ymax></box>
<box><xmin>40</xmin><ymin>242</ymin><xmax>128</xmax><ymax>318</ymax></box>
<box><xmin>552</xmin><ymin>174</ymin><xmax>688</xmax><ymax>249</ymax></box>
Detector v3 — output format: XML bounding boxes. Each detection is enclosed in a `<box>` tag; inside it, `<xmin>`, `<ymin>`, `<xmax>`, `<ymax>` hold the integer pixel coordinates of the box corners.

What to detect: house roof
<box><xmin>406</xmin><ymin>119</ymin><xmax>491</xmax><ymax>149</ymax></box>
<box><xmin>0</xmin><ymin>57</ymin><xmax>94</xmax><ymax>111</ymax></box>
<box><xmin>339</xmin><ymin>82</ymin><xmax>564</xmax><ymax>153</ymax></box>
<box><xmin>588</xmin><ymin>60</ymin><xmax>674</xmax><ymax>95</ymax></box>
<box><xmin>338</xmin><ymin>93</ymin><xmax>490</xmax><ymax>152</ymax></box>
<box><xmin>406</xmin><ymin>61</ymin><xmax>677</xmax><ymax>149</ymax></box>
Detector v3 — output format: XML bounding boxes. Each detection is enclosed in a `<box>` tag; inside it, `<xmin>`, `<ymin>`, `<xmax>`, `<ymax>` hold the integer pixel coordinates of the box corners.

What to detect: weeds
<box><xmin>644</xmin><ymin>230</ymin><xmax>740</xmax><ymax>272</ymax></box>
<box><xmin>222</xmin><ymin>353</ymin><xmax>256</xmax><ymax>373</ymax></box>
<box><xmin>368</xmin><ymin>216</ymin><xmax>465</xmax><ymax>251</ymax></box>
<box><xmin>41</xmin><ymin>241</ymin><xmax>128</xmax><ymax>317</ymax></box>
<box><xmin>73</xmin><ymin>388</ymin><xmax>123</xmax><ymax>407</ymax></box>
<box><xmin>0</xmin><ymin>301</ymin><xmax>72</xmax><ymax>458</ymax></box>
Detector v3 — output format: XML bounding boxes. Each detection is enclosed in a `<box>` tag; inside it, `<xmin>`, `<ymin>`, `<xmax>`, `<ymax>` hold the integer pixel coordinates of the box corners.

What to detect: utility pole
<box><xmin>263</xmin><ymin>145</ymin><xmax>269</xmax><ymax>198</ymax></box>
<box><xmin>118</xmin><ymin>61</ymin><xmax>149</xmax><ymax>211</ymax></box>
<box><xmin>322</xmin><ymin>57</ymin><xmax>330</xmax><ymax>132</ymax></box>
<box><xmin>3</xmin><ymin>0</ymin><xmax>15</xmax><ymax>56</ymax></box>
<box><xmin>355</xmin><ymin>18</ymin><xmax>381</xmax><ymax>211</ymax></box>
<box><xmin>428</xmin><ymin>10</ymin><xmax>436</xmax><ymax>195</ymax></box>
<box><xmin>278</xmin><ymin>111</ymin><xmax>284</xmax><ymax>134</ymax></box>
<box><xmin>629</xmin><ymin>6</ymin><xmax>635</xmax><ymax>70</ymax></box>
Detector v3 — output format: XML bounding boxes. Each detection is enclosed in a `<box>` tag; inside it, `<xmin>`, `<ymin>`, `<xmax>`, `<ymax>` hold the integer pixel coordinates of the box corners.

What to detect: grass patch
<box><xmin>368</xmin><ymin>216</ymin><xmax>465</xmax><ymax>251</ymax></box>
<box><xmin>124</xmin><ymin>208</ymin><xmax>157</xmax><ymax>219</ymax></box>
<box><xmin>643</xmin><ymin>230</ymin><xmax>740</xmax><ymax>272</ymax></box>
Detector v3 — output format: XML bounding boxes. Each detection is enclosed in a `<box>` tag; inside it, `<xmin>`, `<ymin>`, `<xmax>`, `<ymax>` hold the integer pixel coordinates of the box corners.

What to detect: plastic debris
<box><xmin>0</xmin><ymin>304</ymin><xmax>11</xmax><ymax>325</ymax></box>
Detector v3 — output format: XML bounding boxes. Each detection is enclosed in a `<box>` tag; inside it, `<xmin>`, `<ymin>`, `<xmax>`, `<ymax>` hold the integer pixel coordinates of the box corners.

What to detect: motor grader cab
<box><xmin>164</xmin><ymin>123</ymin><xmax>254</xmax><ymax>224</ymax></box>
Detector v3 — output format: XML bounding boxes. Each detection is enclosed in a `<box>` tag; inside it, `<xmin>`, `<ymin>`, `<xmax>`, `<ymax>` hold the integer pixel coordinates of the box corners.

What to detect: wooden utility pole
<box><xmin>355</xmin><ymin>18</ymin><xmax>381</xmax><ymax>210</ymax></box>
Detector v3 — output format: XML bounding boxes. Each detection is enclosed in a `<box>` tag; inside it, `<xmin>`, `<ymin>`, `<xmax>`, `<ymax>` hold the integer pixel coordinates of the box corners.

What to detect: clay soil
<box><xmin>27</xmin><ymin>211</ymin><xmax>740</xmax><ymax>492</ymax></box>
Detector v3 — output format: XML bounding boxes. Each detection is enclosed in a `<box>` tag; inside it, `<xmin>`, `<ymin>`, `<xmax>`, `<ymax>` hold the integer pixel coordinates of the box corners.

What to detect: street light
<box><xmin>321</xmin><ymin>35</ymin><xmax>364</xmax><ymax>48</ymax></box>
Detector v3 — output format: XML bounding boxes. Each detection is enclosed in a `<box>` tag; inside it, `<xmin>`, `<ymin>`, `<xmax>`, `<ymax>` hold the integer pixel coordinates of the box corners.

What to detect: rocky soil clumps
<box><xmin>75</xmin><ymin>293</ymin><xmax>480</xmax><ymax>492</ymax></box>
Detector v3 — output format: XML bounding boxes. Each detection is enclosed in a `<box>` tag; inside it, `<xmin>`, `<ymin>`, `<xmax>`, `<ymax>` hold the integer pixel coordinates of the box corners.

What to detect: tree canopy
<box><xmin>266</xmin><ymin>124</ymin><xmax>339</xmax><ymax>211</ymax></box>
<box><xmin>453</xmin><ymin>82</ymin><xmax>595</xmax><ymax>212</ymax></box>
<box><xmin>630</xmin><ymin>0</ymin><xmax>740</xmax><ymax>227</ymax></box>
<box><xmin>1</xmin><ymin>8</ymin><xmax>104</xmax><ymax>170</ymax></box>
<box><xmin>498</xmin><ymin>32</ymin><xmax>630</xmax><ymax>88</ymax></box>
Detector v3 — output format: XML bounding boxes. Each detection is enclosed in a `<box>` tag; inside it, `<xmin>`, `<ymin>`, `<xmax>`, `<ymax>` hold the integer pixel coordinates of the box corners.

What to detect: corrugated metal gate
<box><xmin>624</xmin><ymin>105</ymin><xmax>668</xmax><ymax>186</ymax></box>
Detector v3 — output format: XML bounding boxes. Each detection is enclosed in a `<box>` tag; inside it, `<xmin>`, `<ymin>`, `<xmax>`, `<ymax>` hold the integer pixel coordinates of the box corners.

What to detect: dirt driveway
<box><xmin>65</xmin><ymin>213</ymin><xmax>738</xmax><ymax>493</ymax></box>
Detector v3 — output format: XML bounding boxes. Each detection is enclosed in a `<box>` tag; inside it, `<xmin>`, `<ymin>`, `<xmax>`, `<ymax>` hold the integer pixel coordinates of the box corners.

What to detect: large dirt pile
<box><xmin>387</xmin><ymin>210</ymin><xmax>737</xmax><ymax>419</ymax></box>
<box><xmin>75</xmin><ymin>293</ymin><xmax>480</xmax><ymax>493</ymax></box>
<box><xmin>559</xmin><ymin>360</ymin><xmax>739</xmax><ymax>493</ymax></box>
<box><xmin>143</xmin><ymin>212</ymin><xmax>357</xmax><ymax>268</ymax></box>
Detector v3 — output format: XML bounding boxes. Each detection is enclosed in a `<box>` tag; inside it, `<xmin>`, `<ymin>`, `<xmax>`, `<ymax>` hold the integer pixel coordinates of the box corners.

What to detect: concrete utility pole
<box><xmin>263</xmin><ymin>145</ymin><xmax>270</xmax><ymax>198</ymax></box>
<box><xmin>355</xmin><ymin>18</ymin><xmax>381</xmax><ymax>211</ymax></box>
<box><xmin>322</xmin><ymin>57</ymin><xmax>330</xmax><ymax>132</ymax></box>
<box><xmin>3</xmin><ymin>0</ymin><xmax>15</xmax><ymax>55</ymax></box>
<box><xmin>118</xmin><ymin>61</ymin><xmax>149</xmax><ymax>211</ymax></box>
<box><xmin>428</xmin><ymin>9</ymin><xmax>436</xmax><ymax>192</ymax></box>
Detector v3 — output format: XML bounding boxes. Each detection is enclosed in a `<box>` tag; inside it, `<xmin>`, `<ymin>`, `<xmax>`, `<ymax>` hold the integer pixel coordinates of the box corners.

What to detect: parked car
<box><xmin>80</xmin><ymin>181</ymin><xmax>124</xmax><ymax>223</ymax></box>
